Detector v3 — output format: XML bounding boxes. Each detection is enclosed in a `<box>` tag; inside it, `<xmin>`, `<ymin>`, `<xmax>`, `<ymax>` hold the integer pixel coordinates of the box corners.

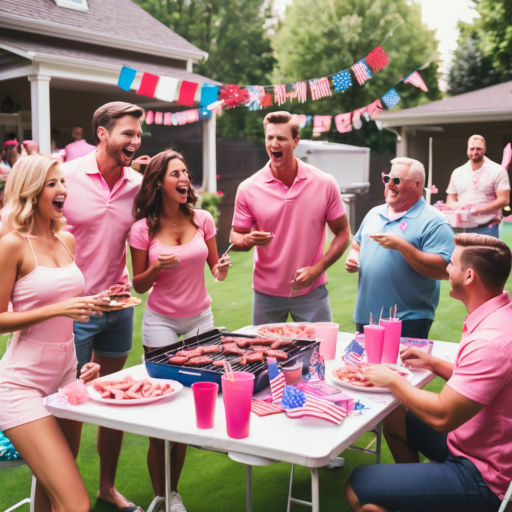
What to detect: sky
<box><xmin>273</xmin><ymin>0</ymin><xmax>479</xmax><ymax>90</ymax></box>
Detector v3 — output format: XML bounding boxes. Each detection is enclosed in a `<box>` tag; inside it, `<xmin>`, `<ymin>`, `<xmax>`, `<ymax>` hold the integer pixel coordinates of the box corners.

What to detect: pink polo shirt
<box><xmin>62</xmin><ymin>151</ymin><xmax>142</xmax><ymax>295</ymax></box>
<box><xmin>233</xmin><ymin>158</ymin><xmax>346</xmax><ymax>297</ymax></box>
<box><xmin>446</xmin><ymin>291</ymin><xmax>512</xmax><ymax>498</ymax></box>
<box><xmin>129</xmin><ymin>209</ymin><xmax>216</xmax><ymax>318</ymax></box>
<box><xmin>64</xmin><ymin>139</ymin><xmax>96</xmax><ymax>162</ymax></box>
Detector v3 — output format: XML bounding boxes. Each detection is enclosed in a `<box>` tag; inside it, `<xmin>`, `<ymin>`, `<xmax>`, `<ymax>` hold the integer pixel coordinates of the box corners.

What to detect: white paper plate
<box><xmin>88</xmin><ymin>376</ymin><xmax>183</xmax><ymax>405</ymax></box>
<box><xmin>328</xmin><ymin>364</ymin><xmax>413</xmax><ymax>394</ymax></box>
<box><xmin>239</xmin><ymin>322</ymin><xmax>315</xmax><ymax>339</ymax></box>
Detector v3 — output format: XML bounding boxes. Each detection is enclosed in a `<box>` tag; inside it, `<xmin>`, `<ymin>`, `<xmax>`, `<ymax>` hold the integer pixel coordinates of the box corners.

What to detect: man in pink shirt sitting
<box><xmin>230</xmin><ymin>111</ymin><xmax>350</xmax><ymax>325</ymax></box>
<box><xmin>62</xmin><ymin>102</ymin><xmax>143</xmax><ymax>512</ymax></box>
<box><xmin>346</xmin><ymin>233</ymin><xmax>512</xmax><ymax>512</ymax></box>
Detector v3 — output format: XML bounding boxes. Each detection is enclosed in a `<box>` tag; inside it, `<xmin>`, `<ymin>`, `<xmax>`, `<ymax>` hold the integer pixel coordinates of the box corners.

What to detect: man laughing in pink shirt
<box><xmin>347</xmin><ymin>233</ymin><xmax>512</xmax><ymax>512</ymax></box>
<box><xmin>230</xmin><ymin>111</ymin><xmax>350</xmax><ymax>325</ymax></box>
<box><xmin>62</xmin><ymin>102</ymin><xmax>144</xmax><ymax>512</ymax></box>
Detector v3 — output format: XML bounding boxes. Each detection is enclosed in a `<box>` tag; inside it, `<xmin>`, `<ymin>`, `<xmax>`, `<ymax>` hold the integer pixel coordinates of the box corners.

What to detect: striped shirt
<box><xmin>446</xmin><ymin>157</ymin><xmax>510</xmax><ymax>227</ymax></box>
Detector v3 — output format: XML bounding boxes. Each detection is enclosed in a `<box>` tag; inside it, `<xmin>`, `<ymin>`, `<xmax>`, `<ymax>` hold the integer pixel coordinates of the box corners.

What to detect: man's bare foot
<box><xmin>97</xmin><ymin>487</ymin><xmax>144</xmax><ymax>511</ymax></box>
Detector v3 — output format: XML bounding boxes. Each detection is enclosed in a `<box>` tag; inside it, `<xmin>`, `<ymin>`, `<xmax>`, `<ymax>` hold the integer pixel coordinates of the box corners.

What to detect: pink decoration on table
<box><xmin>399</xmin><ymin>221</ymin><xmax>408</xmax><ymax>232</ymax></box>
<box><xmin>58</xmin><ymin>380</ymin><xmax>90</xmax><ymax>406</ymax></box>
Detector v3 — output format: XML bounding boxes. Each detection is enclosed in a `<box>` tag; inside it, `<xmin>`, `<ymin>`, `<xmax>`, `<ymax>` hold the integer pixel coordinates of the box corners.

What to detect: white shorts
<box><xmin>142</xmin><ymin>306</ymin><xmax>215</xmax><ymax>348</ymax></box>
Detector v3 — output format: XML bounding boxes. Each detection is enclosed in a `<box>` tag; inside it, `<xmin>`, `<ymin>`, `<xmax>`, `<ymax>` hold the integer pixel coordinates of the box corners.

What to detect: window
<box><xmin>53</xmin><ymin>0</ymin><xmax>89</xmax><ymax>12</ymax></box>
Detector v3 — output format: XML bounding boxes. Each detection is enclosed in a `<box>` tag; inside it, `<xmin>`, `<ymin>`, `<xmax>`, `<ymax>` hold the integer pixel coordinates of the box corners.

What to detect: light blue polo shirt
<box><xmin>353</xmin><ymin>197</ymin><xmax>455</xmax><ymax>324</ymax></box>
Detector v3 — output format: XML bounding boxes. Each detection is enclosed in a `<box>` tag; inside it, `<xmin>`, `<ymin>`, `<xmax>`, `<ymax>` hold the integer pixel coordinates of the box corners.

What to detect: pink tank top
<box><xmin>11</xmin><ymin>235</ymin><xmax>85</xmax><ymax>343</ymax></box>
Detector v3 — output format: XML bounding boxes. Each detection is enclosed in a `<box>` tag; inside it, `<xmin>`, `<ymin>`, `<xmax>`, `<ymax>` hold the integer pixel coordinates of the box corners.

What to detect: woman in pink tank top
<box><xmin>129</xmin><ymin>150</ymin><xmax>231</xmax><ymax>510</ymax></box>
<box><xmin>0</xmin><ymin>156</ymin><xmax>108</xmax><ymax>512</ymax></box>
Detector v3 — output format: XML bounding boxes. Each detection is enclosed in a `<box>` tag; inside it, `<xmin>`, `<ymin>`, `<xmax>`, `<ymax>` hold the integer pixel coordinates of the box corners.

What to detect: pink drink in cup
<box><xmin>191</xmin><ymin>382</ymin><xmax>219</xmax><ymax>429</ymax></box>
<box><xmin>221</xmin><ymin>371</ymin><xmax>255</xmax><ymax>439</ymax></box>
<box><xmin>363</xmin><ymin>325</ymin><xmax>385</xmax><ymax>364</ymax></box>
<box><xmin>315</xmin><ymin>322</ymin><xmax>339</xmax><ymax>360</ymax></box>
<box><xmin>380</xmin><ymin>318</ymin><xmax>402</xmax><ymax>364</ymax></box>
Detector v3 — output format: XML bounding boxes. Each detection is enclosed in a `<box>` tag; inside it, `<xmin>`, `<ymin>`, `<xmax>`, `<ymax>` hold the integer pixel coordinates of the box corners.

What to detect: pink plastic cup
<box><xmin>221</xmin><ymin>371</ymin><xmax>255</xmax><ymax>439</ymax></box>
<box><xmin>364</xmin><ymin>325</ymin><xmax>385</xmax><ymax>364</ymax></box>
<box><xmin>380</xmin><ymin>318</ymin><xmax>402</xmax><ymax>364</ymax></box>
<box><xmin>192</xmin><ymin>382</ymin><xmax>219</xmax><ymax>429</ymax></box>
<box><xmin>315</xmin><ymin>322</ymin><xmax>339</xmax><ymax>360</ymax></box>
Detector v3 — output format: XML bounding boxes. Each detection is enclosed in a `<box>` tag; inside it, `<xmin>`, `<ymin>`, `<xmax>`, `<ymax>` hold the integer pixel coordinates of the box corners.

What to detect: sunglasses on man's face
<box><xmin>382</xmin><ymin>174</ymin><xmax>415</xmax><ymax>186</ymax></box>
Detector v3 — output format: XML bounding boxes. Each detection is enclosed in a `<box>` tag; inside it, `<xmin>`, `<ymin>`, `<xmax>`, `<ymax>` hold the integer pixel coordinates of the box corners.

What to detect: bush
<box><xmin>198</xmin><ymin>191</ymin><xmax>223</xmax><ymax>227</ymax></box>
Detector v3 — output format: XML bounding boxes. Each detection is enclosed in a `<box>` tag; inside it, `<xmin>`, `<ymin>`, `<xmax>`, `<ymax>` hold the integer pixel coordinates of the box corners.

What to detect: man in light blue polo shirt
<box><xmin>345</xmin><ymin>157</ymin><xmax>455</xmax><ymax>339</ymax></box>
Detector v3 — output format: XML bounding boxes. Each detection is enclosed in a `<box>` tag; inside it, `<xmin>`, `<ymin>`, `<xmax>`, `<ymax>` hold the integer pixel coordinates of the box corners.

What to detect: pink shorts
<box><xmin>0</xmin><ymin>335</ymin><xmax>78</xmax><ymax>431</ymax></box>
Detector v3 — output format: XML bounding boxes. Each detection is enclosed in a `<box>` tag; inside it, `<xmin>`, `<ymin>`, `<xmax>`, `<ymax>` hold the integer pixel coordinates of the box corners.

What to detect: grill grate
<box><xmin>146</xmin><ymin>331</ymin><xmax>319</xmax><ymax>375</ymax></box>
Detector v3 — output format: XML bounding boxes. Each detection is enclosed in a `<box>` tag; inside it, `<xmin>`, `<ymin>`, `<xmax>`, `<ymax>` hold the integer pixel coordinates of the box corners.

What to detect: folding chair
<box><xmin>1</xmin><ymin>431</ymin><xmax>35</xmax><ymax>512</ymax></box>
<box><xmin>498</xmin><ymin>480</ymin><xmax>512</xmax><ymax>512</ymax></box>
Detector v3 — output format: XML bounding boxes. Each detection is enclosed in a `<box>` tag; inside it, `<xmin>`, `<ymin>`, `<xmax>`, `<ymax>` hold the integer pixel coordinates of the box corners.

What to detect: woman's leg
<box><xmin>147</xmin><ymin>439</ymin><xmax>187</xmax><ymax>496</ymax></box>
<box><xmin>5</xmin><ymin>416</ymin><xmax>90</xmax><ymax>512</ymax></box>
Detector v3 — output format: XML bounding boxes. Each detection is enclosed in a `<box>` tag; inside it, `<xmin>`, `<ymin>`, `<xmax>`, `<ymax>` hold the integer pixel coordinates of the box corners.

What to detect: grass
<box><xmin>2</xmin><ymin>224</ymin><xmax>512</xmax><ymax>512</ymax></box>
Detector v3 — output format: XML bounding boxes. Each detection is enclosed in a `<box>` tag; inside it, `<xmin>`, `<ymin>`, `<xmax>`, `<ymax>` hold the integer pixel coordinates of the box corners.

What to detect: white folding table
<box><xmin>46</xmin><ymin>332</ymin><xmax>458</xmax><ymax>512</ymax></box>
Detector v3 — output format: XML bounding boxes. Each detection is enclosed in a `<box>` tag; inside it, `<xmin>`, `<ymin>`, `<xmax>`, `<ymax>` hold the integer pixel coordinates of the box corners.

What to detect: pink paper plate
<box><xmin>87</xmin><ymin>376</ymin><xmax>183</xmax><ymax>405</ymax></box>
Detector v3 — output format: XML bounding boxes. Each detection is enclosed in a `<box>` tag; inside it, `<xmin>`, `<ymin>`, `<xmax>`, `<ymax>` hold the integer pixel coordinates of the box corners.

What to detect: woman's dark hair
<box><xmin>133</xmin><ymin>149</ymin><xmax>198</xmax><ymax>238</ymax></box>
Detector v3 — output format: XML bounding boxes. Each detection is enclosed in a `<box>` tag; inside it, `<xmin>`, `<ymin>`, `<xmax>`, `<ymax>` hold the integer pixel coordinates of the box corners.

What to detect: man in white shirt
<box><xmin>446</xmin><ymin>135</ymin><xmax>510</xmax><ymax>237</ymax></box>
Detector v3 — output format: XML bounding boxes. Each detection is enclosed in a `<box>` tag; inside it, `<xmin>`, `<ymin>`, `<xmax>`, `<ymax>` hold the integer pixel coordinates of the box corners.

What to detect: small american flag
<box><xmin>343</xmin><ymin>339</ymin><xmax>365</xmax><ymax>371</ymax></box>
<box><xmin>351</xmin><ymin>59</ymin><xmax>373</xmax><ymax>86</ymax></box>
<box><xmin>251</xmin><ymin>399</ymin><xmax>284</xmax><ymax>417</ymax></box>
<box><xmin>274</xmin><ymin>84</ymin><xmax>287</xmax><ymax>106</ymax></box>
<box><xmin>403</xmin><ymin>71</ymin><xmax>428</xmax><ymax>92</ymax></box>
<box><xmin>309</xmin><ymin>77</ymin><xmax>332</xmax><ymax>100</ymax></box>
<box><xmin>281</xmin><ymin>386</ymin><xmax>347</xmax><ymax>424</ymax></box>
<box><xmin>268</xmin><ymin>357</ymin><xmax>286</xmax><ymax>404</ymax></box>
<box><xmin>288</xmin><ymin>81</ymin><xmax>307</xmax><ymax>103</ymax></box>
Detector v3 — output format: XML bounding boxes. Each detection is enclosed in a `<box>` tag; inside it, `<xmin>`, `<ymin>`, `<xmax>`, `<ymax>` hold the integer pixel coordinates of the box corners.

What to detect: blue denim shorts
<box><xmin>73</xmin><ymin>307</ymin><xmax>134</xmax><ymax>368</ymax></box>
<box><xmin>350</xmin><ymin>411</ymin><xmax>500</xmax><ymax>512</ymax></box>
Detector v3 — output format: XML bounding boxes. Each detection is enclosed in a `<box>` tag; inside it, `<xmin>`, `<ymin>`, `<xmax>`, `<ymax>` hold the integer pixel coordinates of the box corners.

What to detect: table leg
<box><xmin>375</xmin><ymin>421</ymin><xmax>382</xmax><ymax>465</ymax></box>
<box><xmin>246</xmin><ymin>465</ymin><xmax>252</xmax><ymax>512</ymax></box>
<box><xmin>286</xmin><ymin>464</ymin><xmax>295</xmax><ymax>512</ymax></box>
<box><xmin>310</xmin><ymin>467</ymin><xmax>319</xmax><ymax>512</ymax></box>
<box><xmin>165</xmin><ymin>440</ymin><xmax>172</xmax><ymax>512</ymax></box>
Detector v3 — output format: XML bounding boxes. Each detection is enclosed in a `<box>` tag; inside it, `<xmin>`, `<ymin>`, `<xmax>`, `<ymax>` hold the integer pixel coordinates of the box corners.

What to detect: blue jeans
<box><xmin>73</xmin><ymin>307</ymin><xmax>134</xmax><ymax>369</ymax></box>
<box><xmin>350</xmin><ymin>411</ymin><xmax>500</xmax><ymax>512</ymax></box>
<box><xmin>252</xmin><ymin>285</ymin><xmax>332</xmax><ymax>325</ymax></box>
<box><xmin>466</xmin><ymin>223</ymin><xmax>500</xmax><ymax>238</ymax></box>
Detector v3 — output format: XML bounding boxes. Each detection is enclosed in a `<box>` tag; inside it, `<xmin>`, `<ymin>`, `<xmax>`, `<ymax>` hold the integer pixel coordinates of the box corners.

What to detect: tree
<box><xmin>447</xmin><ymin>24</ymin><xmax>508</xmax><ymax>96</ymax></box>
<box><xmin>133</xmin><ymin>0</ymin><xmax>275</xmax><ymax>142</ymax></box>
<box><xmin>271</xmin><ymin>0</ymin><xmax>441</xmax><ymax>152</ymax></box>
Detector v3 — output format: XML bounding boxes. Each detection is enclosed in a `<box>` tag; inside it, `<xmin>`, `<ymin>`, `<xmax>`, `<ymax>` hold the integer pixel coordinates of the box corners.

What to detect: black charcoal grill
<box><xmin>144</xmin><ymin>329</ymin><xmax>320</xmax><ymax>393</ymax></box>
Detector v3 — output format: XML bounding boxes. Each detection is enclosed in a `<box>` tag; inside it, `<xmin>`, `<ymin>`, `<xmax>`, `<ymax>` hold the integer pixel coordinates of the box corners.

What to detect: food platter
<box><xmin>328</xmin><ymin>364</ymin><xmax>413</xmax><ymax>394</ymax></box>
<box><xmin>106</xmin><ymin>297</ymin><xmax>142</xmax><ymax>310</ymax></box>
<box><xmin>239</xmin><ymin>322</ymin><xmax>316</xmax><ymax>340</ymax></box>
<box><xmin>87</xmin><ymin>376</ymin><xmax>183</xmax><ymax>405</ymax></box>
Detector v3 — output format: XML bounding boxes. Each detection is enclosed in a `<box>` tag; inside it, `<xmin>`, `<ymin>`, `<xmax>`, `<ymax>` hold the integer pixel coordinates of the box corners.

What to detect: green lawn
<box><xmin>2</xmin><ymin>225</ymin><xmax>512</xmax><ymax>512</ymax></box>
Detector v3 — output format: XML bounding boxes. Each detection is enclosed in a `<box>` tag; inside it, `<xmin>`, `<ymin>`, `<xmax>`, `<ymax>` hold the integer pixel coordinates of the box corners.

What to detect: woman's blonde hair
<box><xmin>7</xmin><ymin>155</ymin><xmax>65</xmax><ymax>235</ymax></box>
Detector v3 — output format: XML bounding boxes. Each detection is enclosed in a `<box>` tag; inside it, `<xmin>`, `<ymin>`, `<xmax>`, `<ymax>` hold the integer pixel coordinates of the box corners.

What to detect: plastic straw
<box><xmin>379</xmin><ymin>307</ymin><xmax>383</xmax><ymax>324</ymax></box>
<box><xmin>389</xmin><ymin>307</ymin><xmax>392</xmax><ymax>320</ymax></box>
<box><xmin>394</xmin><ymin>305</ymin><xmax>397</xmax><ymax>320</ymax></box>
<box><xmin>369</xmin><ymin>313</ymin><xmax>373</xmax><ymax>326</ymax></box>
<box><xmin>223</xmin><ymin>360</ymin><xmax>235</xmax><ymax>382</ymax></box>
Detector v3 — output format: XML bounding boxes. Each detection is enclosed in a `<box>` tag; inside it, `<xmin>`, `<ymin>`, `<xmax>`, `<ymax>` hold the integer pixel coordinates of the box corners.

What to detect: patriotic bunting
<box><xmin>155</xmin><ymin>76</ymin><xmax>179</xmax><ymax>102</ymax></box>
<box><xmin>365</xmin><ymin>46</ymin><xmax>390</xmax><ymax>72</ymax></box>
<box><xmin>118</xmin><ymin>66</ymin><xmax>137</xmax><ymax>92</ymax></box>
<box><xmin>274</xmin><ymin>84</ymin><xmax>287</xmax><ymax>106</ymax></box>
<box><xmin>351</xmin><ymin>59</ymin><xmax>373</xmax><ymax>86</ymax></box>
<box><xmin>220</xmin><ymin>85</ymin><xmax>250</xmax><ymax>108</ymax></box>
<box><xmin>289</xmin><ymin>81</ymin><xmax>308</xmax><ymax>103</ymax></box>
<box><xmin>198</xmin><ymin>107</ymin><xmax>212</xmax><ymax>120</ymax></box>
<box><xmin>312</xmin><ymin>116</ymin><xmax>332</xmax><ymax>136</ymax></box>
<box><xmin>366</xmin><ymin>99</ymin><xmax>383</xmax><ymax>119</ymax></box>
<box><xmin>177</xmin><ymin>81</ymin><xmax>198</xmax><ymax>107</ymax></box>
<box><xmin>332</xmin><ymin>71</ymin><xmax>352</xmax><ymax>93</ymax></box>
<box><xmin>268</xmin><ymin>357</ymin><xmax>286</xmax><ymax>404</ymax></box>
<box><xmin>403</xmin><ymin>71</ymin><xmax>428</xmax><ymax>92</ymax></box>
<box><xmin>382</xmin><ymin>88</ymin><xmax>401</xmax><ymax>108</ymax></box>
<box><xmin>145</xmin><ymin>110</ymin><xmax>154</xmax><ymax>125</ymax></box>
<box><xmin>154</xmin><ymin>111</ymin><xmax>163</xmax><ymax>125</ymax></box>
<box><xmin>171</xmin><ymin>113</ymin><xmax>178</xmax><ymax>126</ymax></box>
<box><xmin>185</xmin><ymin>109</ymin><xmax>199</xmax><ymax>123</ymax></box>
<box><xmin>176</xmin><ymin>111</ymin><xmax>188</xmax><ymax>125</ymax></box>
<box><xmin>281</xmin><ymin>386</ymin><xmax>347</xmax><ymax>424</ymax></box>
<box><xmin>335</xmin><ymin>113</ymin><xmax>352</xmax><ymax>133</ymax></box>
<box><xmin>163</xmin><ymin>112</ymin><xmax>172</xmax><ymax>126</ymax></box>
<box><xmin>200</xmin><ymin>84</ymin><xmax>220</xmax><ymax>106</ymax></box>
<box><xmin>246</xmin><ymin>86</ymin><xmax>264</xmax><ymax>111</ymax></box>
<box><xmin>137</xmin><ymin>72</ymin><xmax>159</xmax><ymax>98</ymax></box>
<box><xmin>309</xmin><ymin>78</ymin><xmax>331</xmax><ymax>101</ymax></box>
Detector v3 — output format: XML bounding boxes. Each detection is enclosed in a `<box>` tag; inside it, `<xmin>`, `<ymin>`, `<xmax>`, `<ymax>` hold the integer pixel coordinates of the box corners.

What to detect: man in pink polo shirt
<box><xmin>62</xmin><ymin>102</ymin><xmax>143</xmax><ymax>511</ymax></box>
<box><xmin>230</xmin><ymin>111</ymin><xmax>350</xmax><ymax>325</ymax></box>
<box><xmin>64</xmin><ymin>126</ymin><xmax>96</xmax><ymax>162</ymax></box>
<box><xmin>346</xmin><ymin>233</ymin><xmax>512</xmax><ymax>512</ymax></box>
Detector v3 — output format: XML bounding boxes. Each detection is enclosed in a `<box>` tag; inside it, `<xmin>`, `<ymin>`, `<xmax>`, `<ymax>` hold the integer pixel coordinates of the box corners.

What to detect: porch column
<box><xmin>202</xmin><ymin>114</ymin><xmax>217</xmax><ymax>193</ymax></box>
<box><xmin>28</xmin><ymin>75</ymin><xmax>51</xmax><ymax>155</ymax></box>
<box><xmin>396</xmin><ymin>126</ymin><xmax>408</xmax><ymax>157</ymax></box>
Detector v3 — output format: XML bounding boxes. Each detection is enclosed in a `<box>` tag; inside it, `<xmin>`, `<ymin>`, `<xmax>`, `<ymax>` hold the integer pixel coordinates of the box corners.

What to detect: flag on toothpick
<box><xmin>332</xmin><ymin>70</ymin><xmax>352</xmax><ymax>93</ymax></box>
<box><xmin>268</xmin><ymin>357</ymin><xmax>286</xmax><ymax>404</ymax></box>
<box><xmin>382</xmin><ymin>88</ymin><xmax>401</xmax><ymax>109</ymax></box>
<box><xmin>403</xmin><ymin>71</ymin><xmax>428</xmax><ymax>92</ymax></box>
<box><xmin>118</xmin><ymin>66</ymin><xmax>137</xmax><ymax>91</ymax></box>
<box><xmin>351</xmin><ymin>59</ymin><xmax>373</xmax><ymax>86</ymax></box>
<box><xmin>281</xmin><ymin>386</ymin><xmax>347</xmax><ymax>424</ymax></box>
<box><xmin>309</xmin><ymin>78</ymin><xmax>331</xmax><ymax>100</ymax></box>
<box><xmin>274</xmin><ymin>84</ymin><xmax>287</xmax><ymax>106</ymax></box>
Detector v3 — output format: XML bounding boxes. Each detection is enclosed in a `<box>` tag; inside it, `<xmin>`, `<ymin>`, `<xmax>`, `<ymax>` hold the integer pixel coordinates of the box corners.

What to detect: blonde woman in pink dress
<box><xmin>0</xmin><ymin>155</ymin><xmax>108</xmax><ymax>512</ymax></box>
